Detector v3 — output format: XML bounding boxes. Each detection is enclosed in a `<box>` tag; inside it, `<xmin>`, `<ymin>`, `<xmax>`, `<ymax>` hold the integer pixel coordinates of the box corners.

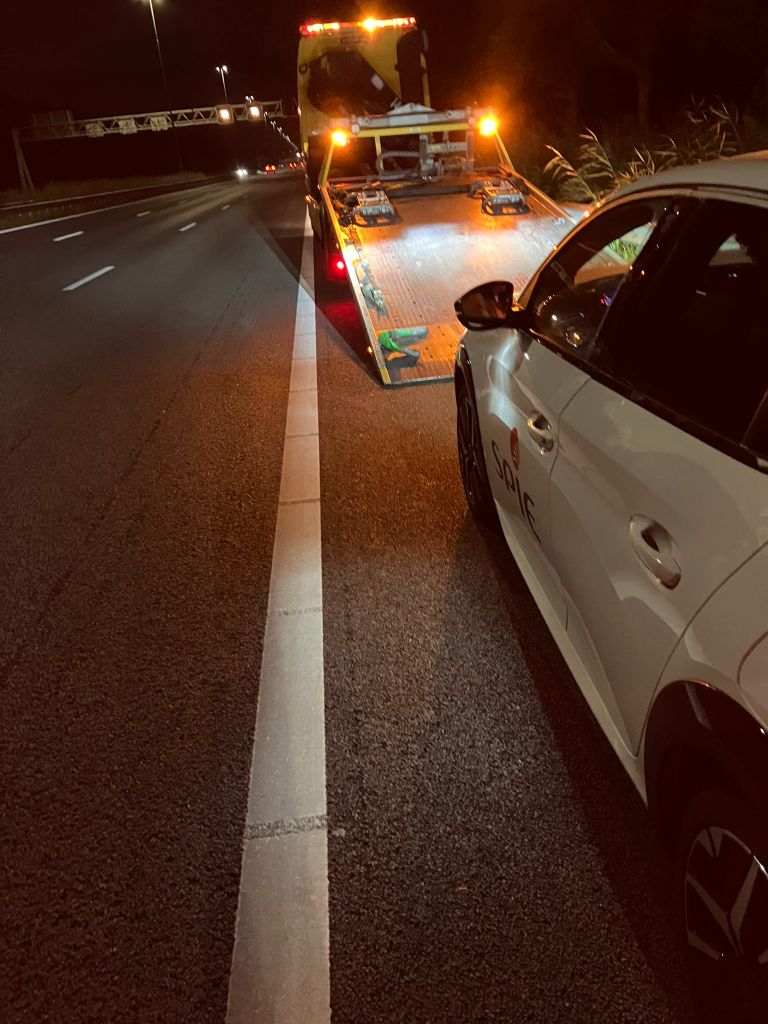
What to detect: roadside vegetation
<box><xmin>503</xmin><ymin>103</ymin><xmax>768</xmax><ymax>204</ymax></box>
<box><xmin>464</xmin><ymin>0</ymin><xmax>768</xmax><ymax>203</ymax></box>
<box><xmin>540</xmin><ymin>102</ymin><xmax>767</xmax><ymax>202</ymax></box>
<box><xmin>0</xmin><ymin>171</ymin><xmax>210</xmax><ymax>207</ymax></box>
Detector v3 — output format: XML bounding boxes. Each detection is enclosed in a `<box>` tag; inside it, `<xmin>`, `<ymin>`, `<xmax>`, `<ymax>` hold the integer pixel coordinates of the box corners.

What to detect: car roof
<box><xmin>613</xmin><ymin>150</ymin><xmax>768</xmax><ymax>200</ymax></box>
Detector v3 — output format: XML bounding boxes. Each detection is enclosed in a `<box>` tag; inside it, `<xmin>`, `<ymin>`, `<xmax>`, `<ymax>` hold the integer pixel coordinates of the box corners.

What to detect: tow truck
<box><xmin>298</xmin><ymin>17</ymin><xmax>574</xmax><ymax>385</ymax></box>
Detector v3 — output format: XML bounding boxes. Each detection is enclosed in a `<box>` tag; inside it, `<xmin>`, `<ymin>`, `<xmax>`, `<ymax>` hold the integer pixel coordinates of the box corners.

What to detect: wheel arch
<box><xmin>644</xmin><ymin>680</ymin><xmax>768</xmax><ymax>851</ymax></box>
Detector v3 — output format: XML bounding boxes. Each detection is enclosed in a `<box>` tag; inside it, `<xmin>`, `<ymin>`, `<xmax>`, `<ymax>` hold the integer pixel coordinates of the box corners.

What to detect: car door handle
<box><xmin>526</xmin><ymin>412</ymin><xmax>554</xmax><ymax>452</ymax></box>
<box><xmin>629</xmin><ymin>515</ymin><xmax>681</xmax><ymax>589</ymax></box>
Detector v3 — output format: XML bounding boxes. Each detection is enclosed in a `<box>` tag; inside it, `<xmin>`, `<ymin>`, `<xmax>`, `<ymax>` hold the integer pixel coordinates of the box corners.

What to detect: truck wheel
<box><xmin>456</xmin><ymin>375</ymin><xmax>499</xmax><ymax>532</ymax></box>
<box><xmin>675</xmin><ymin>788</ymin><xmax>768</xmax><ymax>1024</ymax></box>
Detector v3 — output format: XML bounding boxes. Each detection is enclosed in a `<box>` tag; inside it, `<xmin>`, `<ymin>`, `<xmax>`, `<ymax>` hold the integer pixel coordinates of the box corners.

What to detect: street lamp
<box><xmin>215</xmin><ymin>64</ymin><xmax>230</xmax><ymax>104</ymax></box>
<box><xmin>139</xmin><ymin>0</ymin><xmax>183</xmax><ymax>171</ymax></box>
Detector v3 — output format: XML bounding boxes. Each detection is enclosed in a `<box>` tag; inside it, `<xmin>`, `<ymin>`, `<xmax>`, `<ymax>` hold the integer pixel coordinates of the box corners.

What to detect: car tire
<box><xmin>456</xmin><ymin>373</ymin><xmax>500</xmax><ymax>532</ymax></box>
<box><xmin>675</xmin><ymin>787</ymin><xmax>768</xmax><ymax>1024</ymax></box>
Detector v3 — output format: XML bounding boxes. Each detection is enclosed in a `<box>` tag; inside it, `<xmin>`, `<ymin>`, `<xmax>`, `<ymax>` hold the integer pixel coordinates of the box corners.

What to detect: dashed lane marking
<box><xmin>53</xmin><ymin>231</ymin><xmax>84</xmax><ymax>242</ymax></box>
<box><xmin>179</xmin><ymin>222</ymin><xmax>197</xmax><ymax>232</ymax></box>
<box><xmin>0</xmin><ymin>182</ymin><xmax>228</xmax><ymax>235</ymax></box>
<box><xmin>62</xmin><ymin>266</ymin><xmax>115</xmax><ymax>292</ymax></box>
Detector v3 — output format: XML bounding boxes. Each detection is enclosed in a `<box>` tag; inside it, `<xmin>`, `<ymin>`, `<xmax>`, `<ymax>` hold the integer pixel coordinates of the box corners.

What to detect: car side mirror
<box><xmin>454</xmin><ymin>280</ymin><xmax>524</xmax><ymax>331</ymax></box>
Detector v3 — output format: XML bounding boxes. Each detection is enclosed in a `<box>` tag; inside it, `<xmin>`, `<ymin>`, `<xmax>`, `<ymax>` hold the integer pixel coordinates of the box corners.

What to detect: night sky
<box><xmin>2</xmin><ymin>1</ymin><xmax>767</xmax><ymax>189</ymax></box>
<box><xmin>1</xmin><ymin>0</ymin><xmax>474</xmax><ymax>189</ymax></box>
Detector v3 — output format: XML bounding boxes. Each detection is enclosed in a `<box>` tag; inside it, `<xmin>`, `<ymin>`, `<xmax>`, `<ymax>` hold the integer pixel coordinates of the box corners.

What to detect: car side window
<box><xmin>605</xmin><ymin>200</ymin><xmax>768</xmax><ymax>455</ymax></box>
<box><xmin>528</xmin><ymin>200</ymin><xmax>666</xmax><ymax>358</ymax></box>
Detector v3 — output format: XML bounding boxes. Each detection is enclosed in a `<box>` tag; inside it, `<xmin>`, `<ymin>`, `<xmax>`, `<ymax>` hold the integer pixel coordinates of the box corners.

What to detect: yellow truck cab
<box><xmin>298</xmin><ymin>16</ymin><xmax>429</xmax><ymax>213</ymax></box>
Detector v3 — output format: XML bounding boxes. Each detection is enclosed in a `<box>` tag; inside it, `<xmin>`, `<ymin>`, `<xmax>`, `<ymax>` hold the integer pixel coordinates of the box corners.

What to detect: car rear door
<box><xmin>550</xmin><ymin>195</ymin><xmax>768</xmax><ymax>753</ymax></box>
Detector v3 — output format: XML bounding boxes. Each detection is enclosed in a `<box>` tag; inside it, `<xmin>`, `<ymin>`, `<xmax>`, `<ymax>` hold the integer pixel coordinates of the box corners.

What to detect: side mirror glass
<box><xmin>455</xmin><ymin>280</ymin><xmax>517</xmax><ymax>331</ymax></box>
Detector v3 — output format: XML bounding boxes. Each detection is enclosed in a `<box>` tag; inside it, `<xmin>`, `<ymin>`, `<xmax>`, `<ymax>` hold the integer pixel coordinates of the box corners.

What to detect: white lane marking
<box><xmin>53</xmin><ymin>230</ymin><xmax>84</xmax><ymax>242</ymax></box>
<box><xmin>226</xmin><ymin>212</ymin><xmax>330</xmax><ymax>1024</ymax></box>
<box><xmin>0</xmin><ymin>182</ymin><xmax>228</xmax><ymax>235</ymax></box>
<box><xmin>179</xmin><ymin>222</ymin><xmax>197</xmax><ymax>232</ymax></box>
<box><xmin>136</xmin><ymin>210</ymin><xmax>152</xmax><ymax>218</ymax></box>
<box><xmin>62</xmin><ymin>265</ymin><xmax>115</xmax><ymax>292</ymax></box>
<box><xmin>222</xmin><ymin>204</ymin><xmax>231</xmax><ymax>210</ymax></box>
<box><xmin>284</xmin><ymin>388</ymin><xmax>318</xmax><ymax>438</ymax></box>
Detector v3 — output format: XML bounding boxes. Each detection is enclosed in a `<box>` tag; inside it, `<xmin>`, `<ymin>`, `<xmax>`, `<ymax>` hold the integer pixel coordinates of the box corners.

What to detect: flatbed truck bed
<box><xmin>313</xmin><ymin>107</ymin><xmax>577</xmax><ymax>385</ymax></box>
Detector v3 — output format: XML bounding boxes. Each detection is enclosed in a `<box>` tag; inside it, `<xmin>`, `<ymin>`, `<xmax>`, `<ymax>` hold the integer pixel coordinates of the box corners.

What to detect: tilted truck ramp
<box><xmin>332</xmin><ymin>185</ymin><xmax>575</xmax><ymax>384</ymax></box>
<box><xmin>316</xmin><ymin>107</ymin><xmax>577</xmax><ymax>385</ymax></box>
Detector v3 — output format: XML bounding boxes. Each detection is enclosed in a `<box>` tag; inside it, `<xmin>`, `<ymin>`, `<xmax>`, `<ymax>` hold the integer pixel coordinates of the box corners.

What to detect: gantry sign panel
<box><xmin>18</xmin><ymin>101</ymin><xmax>289</xmax><ymax>142</ymax></box>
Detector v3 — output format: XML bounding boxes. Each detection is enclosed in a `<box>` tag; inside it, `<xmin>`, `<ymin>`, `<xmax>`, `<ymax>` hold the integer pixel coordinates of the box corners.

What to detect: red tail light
<box><xmin>328</xmin><ymin>252</ymin><xmax>347</xmax><ymax>281</ymax></box>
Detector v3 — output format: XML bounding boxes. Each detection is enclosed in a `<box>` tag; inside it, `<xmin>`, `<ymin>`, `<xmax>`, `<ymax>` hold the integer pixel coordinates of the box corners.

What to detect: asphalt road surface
<box><xmin>2</xmin><ymin>176</ymin><xmax>699</xmax><ymax>1023</ymax></box>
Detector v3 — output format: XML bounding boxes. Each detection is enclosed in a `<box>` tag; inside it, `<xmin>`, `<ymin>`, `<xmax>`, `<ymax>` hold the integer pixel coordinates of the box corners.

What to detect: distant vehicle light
<box><xmin>478</xmin><ymin>116</ymin><xmax>499</xmax><ymax>137</ymax></box>
<box><xmin>335</xmin><ymin>258</ymin><xmax>345</xmax><ymax>271</ymax></box>
<box><xmin>235</xmin><ymin>167</ymin><xmax>249</xmax><ymax>179</ymax></box>
<box><xmin>332</xmin><ymin>130</ymin><xmax>349</xmax><ymax>147</ymax></box>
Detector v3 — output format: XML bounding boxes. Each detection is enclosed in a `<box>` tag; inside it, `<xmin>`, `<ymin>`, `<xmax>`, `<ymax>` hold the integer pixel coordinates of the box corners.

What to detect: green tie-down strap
<box><xmin>377</xmin><ymin>326</ymin><xmax>429</xmax><ymax>361</ymax></box>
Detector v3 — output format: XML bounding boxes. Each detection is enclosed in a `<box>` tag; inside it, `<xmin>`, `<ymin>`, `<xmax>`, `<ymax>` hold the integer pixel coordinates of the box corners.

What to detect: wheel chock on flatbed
<box><xmin>351</xmin><ymin>188</ymin><xmax>397</xmax><ymax>226</ymax></box>
<box><xmin>469</xmin><ymin>178</ymin><xmax>527</xmax><ymax>215</ymax></box>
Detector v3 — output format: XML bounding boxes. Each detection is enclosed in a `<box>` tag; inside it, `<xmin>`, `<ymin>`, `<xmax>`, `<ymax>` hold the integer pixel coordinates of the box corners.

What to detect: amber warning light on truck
<box><xmin>300</xmin><ymin>16</ymin><xmax>416</xmax><ymax>35</ymax></box>
<box><xmin>478</xmin><ymin>116</ymin><xmax>499</xmax><ymax>137</ymax></box>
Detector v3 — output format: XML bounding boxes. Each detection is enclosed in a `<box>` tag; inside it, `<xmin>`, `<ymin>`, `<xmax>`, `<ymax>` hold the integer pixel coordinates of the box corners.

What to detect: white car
<box><xmin>454</xmin><ymin>153</ymin><xmax>768</xmax><ymax>1023</ymax></box>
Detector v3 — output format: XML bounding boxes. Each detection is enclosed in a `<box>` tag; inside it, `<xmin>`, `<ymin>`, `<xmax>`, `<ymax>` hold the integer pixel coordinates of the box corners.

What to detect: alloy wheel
<box><xmin>684</xmin><ymin>825</ymin><xmax>768</xmax><ymax>1015</ymax></box>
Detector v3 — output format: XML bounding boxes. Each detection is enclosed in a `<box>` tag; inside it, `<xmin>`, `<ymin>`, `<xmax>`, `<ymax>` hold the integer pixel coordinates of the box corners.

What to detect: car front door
<box><xmin>550</xmin><ymin>196</ymin><xmax>768</xmax><ymax>753</ymax></box>
<box><xmin>475</xmin><ymin>197</ymin><xmax>673</xmax><ymax>628</ymax></box>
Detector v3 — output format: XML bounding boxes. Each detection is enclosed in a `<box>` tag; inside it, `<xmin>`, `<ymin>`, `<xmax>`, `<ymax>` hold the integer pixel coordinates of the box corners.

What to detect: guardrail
<box><xmin>0</xmin><ymin>174</ymin><xmax>233</xmax><ymax>222</ymax></box>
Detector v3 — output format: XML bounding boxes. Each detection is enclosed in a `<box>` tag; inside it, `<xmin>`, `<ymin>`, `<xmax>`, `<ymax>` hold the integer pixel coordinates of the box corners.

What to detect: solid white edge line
<box><xmin>226</xmin><ymin>212</ymin><xmax>330</xmax><ymax>1024</ymax></box>
<box><xmin>53</xmin><ymin>231</ymin><xmax>84</xmax><ymax>242</ymax></box>
<box><xmin>0</xmin><ymin>181</ymin><xmax>230</xmax><ymax>236</ymax></box>
<box><xmin>179</xmin><ymin>222</ymin><xmax>197</xmax><ymax>232</ymax></box>
<box><xmin>62</xmin><ymin>265</ymin><xmax>115</xmax><ymax>292</ymax></box>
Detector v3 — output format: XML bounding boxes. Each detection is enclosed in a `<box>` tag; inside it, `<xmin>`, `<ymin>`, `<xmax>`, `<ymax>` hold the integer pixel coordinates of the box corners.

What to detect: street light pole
<box><xmin>143</xmin><ymin>0</ymin><xmax>184</xmax><ymax>172</ymax></box>
<box><xmin>216</xmin><ymin>65</ymin><xmax>230</xmax><ymax>104</ymax></box>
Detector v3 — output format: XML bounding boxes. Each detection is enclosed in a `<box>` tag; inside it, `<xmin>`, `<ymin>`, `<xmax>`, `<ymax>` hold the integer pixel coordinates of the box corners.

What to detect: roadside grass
<box><xmin>505</xmin><ymin>104</ymin><xmax>768</xmax><ymax>203</ymax></box>
<box><xmin>541</xmin><ymin>104</ymin><xmax>768</xmax><ymax>202</ymax></box>
<box><xmin>0</xmin><ymin>171</ymin><xmax>210</xmax><ymax>207</ymax></box>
